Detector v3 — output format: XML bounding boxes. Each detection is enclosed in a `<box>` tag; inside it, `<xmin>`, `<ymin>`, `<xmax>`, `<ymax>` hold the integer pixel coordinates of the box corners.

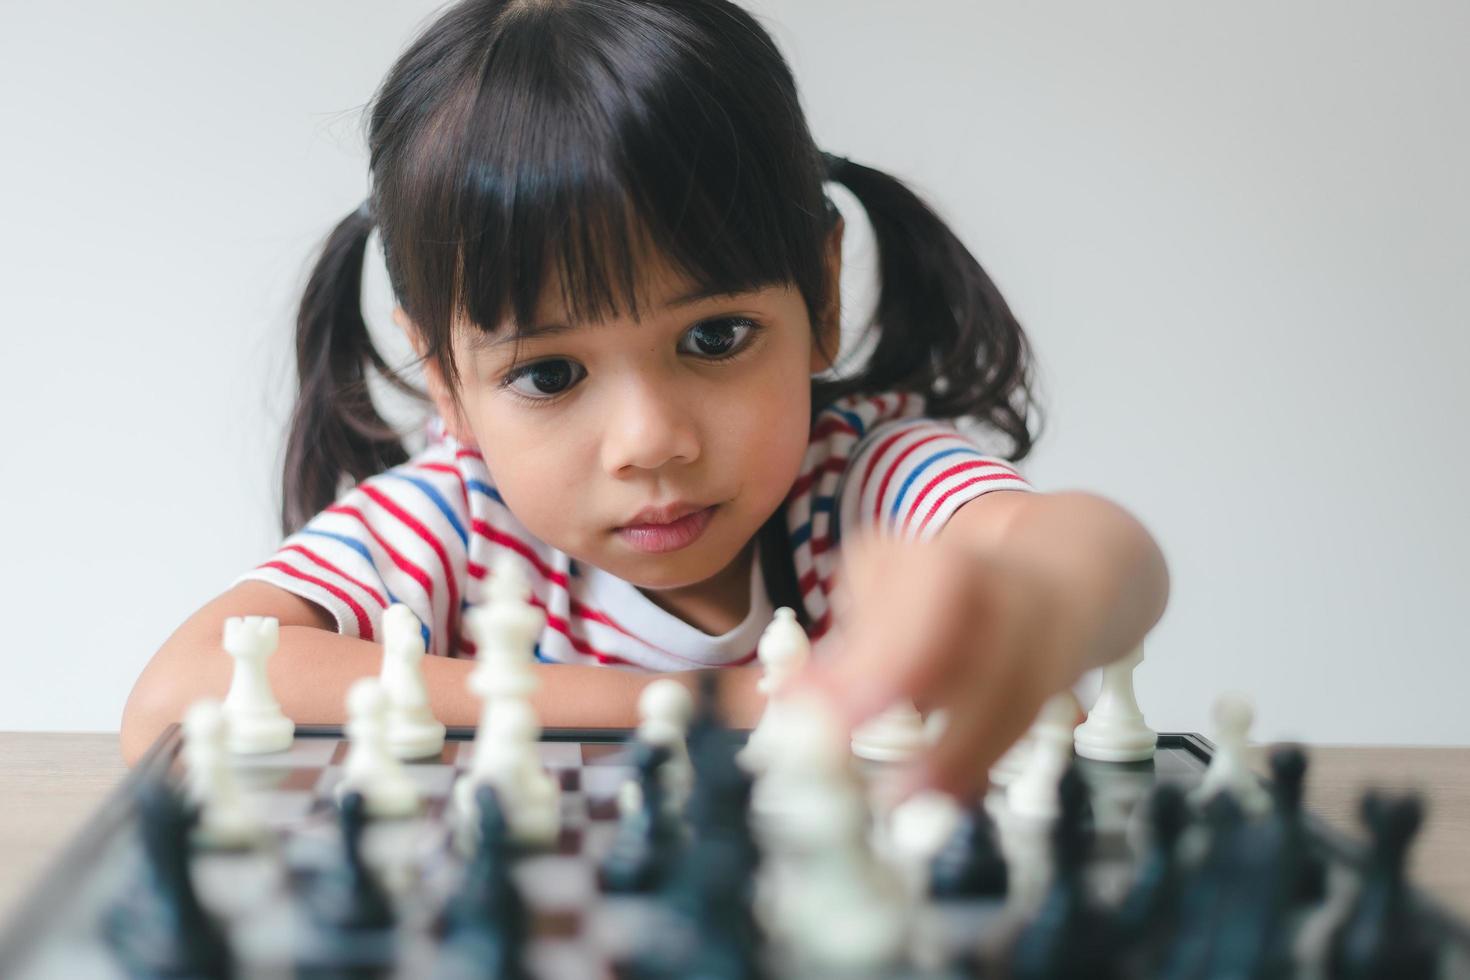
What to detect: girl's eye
<box><xmin>679</xmin><ymin>317</ymin><xmax>758</xmax><ymax>358</ymax></box>
<box><xmin>499</xmin><ymin>317</ymin><xmax>761</xmax><ymax>404</ymax></box>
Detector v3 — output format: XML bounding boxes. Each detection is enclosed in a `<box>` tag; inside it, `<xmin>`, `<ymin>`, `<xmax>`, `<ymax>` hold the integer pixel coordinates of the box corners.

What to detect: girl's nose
<box><xmin>600</xmin><ymin>381</ymin><xmax>701</xmax><ymax>474</ymax></box>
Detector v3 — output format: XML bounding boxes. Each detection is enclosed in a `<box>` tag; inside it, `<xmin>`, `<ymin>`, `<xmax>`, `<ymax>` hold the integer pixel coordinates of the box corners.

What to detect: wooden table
<box><xmin>1</xmin><ymin>734</ymin><xmax>1467</xmax><ymax>928</ymax></box>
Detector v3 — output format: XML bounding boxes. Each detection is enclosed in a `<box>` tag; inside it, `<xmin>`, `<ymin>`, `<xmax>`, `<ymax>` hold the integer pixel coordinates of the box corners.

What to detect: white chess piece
<box><xmin>636</xmin><ymin>679</ymin><xmax>693</xmax><ymax>815</ymax></box>
<box><xmin>336</xmin><ymin>677</ymin><xmax>421</xmax><ymax>818</ymax></box>
<box><xmin>463</xmin><ymin>553</ymin><xmax>545</xmax><ymax>708</ymax></box>
<box><xmin>1190</xmin><ymin>693</ymin><xmax>1270</xmax><ymax>815</ymax></box>
<box><xmin>220</xmin><ymin>616</ymin><xmax>294</xmax><ymax>754</ymax></box>
<box><xmin>1006</xmin><ymin>691</ymin><xmax>1080</xmax><ymax>821</ymax></box>
<box><xmin>181</xmin><ymin>699</ymin><xmax>264</xmax><ymax>847</ymax></box>
<box><xmin>737</xmin><ymin>607</ymin><xmax>810</xmax><ymax>773</ymax></box>
<box><xmin>379</xmin><ymin>604</ymin><xmax>446</xmax><ymax>760</ymax></box>
<box><xmin>755</xmin><ymin>692</ymin><xmax>909</xmax><ymax>969</ymax></box>
<box><xmin>454</xmin><ymin>699</ymin><xmax>560</xmax><ymax>847</ymax></box>
<box><xmin>1074</xmin><ymin>644</ymin><xmax>1157</xmax><ymax>762</ymax></box>
<box><xmin>851</xmin><ymin>699</ymin><xmax>930</xmax><ymax>762</ymax></box>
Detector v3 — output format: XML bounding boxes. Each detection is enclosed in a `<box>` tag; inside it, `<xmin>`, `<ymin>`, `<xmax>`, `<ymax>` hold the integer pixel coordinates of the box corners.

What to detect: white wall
<box><xmin>2</xmin><ymin>2</ymin><xmax>1466</xmax><ymax>743</ymax></box>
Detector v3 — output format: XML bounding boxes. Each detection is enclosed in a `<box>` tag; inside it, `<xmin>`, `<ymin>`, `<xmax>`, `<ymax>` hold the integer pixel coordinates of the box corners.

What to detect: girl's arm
<box><xmin>120</xmin><ymin>580</ymin><xmax>764</xmax><ymax>766</ymax></box>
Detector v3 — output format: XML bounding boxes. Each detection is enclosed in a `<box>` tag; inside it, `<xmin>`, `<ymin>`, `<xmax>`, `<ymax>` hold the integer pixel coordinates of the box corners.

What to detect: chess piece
<box><xmin>1073</xmin><ymin>644</ymin><xmax>1157</xmax><ymax>762</ymax></box>
<box><xmin>462</xmin><ymin>553</ymin><xmax>545</xmax><ymax>710</ymax></box>
<box><xmin>756</xmin><ymin>693</ymin><xmax>909</xmax><ymax>969</ymax></box>
<box><xmin>738</xmin><ymin>606</ymin><xmax>810</xmax><ymax>773</ymax></box>
<box><xmin>337</xmin><ymin>678</ymin><xmax>421</xmax><ymax>818</ymax></box>
<box><xmin>851</xmin><ymin>698</ymin><xmax>930</xmax><ymax>763</ymax></box>
<box><xmin>434</xmin><ymin>786</ymin><xmax>531</xmax><ymax>980</ymax></box>
<box><xmin>1268</xmin><ymin>745</ymin><xmax>1327</xmax><ymax>905</ymax></box>
<box><xmin>1010</xmin><ymin>765</ymin><xmax>1118</xmax><ymax>979</ymax></box>
<box><xmin>636</xmin><ymin>679</ymin><xmax>694</xmax><ymax>816</ymax></box>
<box><xmin>221</xmin><ymin>615</ymin><xmax>294</xmax><ymax>754</ymax></box>
<box><xmin>102</xmin><ymin>776</ymin><xmax>232</xmax><ymax>977</ymax></box>
<box><xmin>181</xmin><ymin>699</ymin><xmax>264</xmax><ymax>847</ymax></box>
<box><xmin>1190</xmin><ymin>694</ymin><xmax>1270</xmax><ymax>815</ymax></box>
<box><xmin>929</xmin><ymin>798</ymin><xmax>1008</xmax><ymax>898</ymax></box>
<box><xmin>598</xmin><ymin>741</ymin><xmax>684</xmax><ymax>893</ymax></box>
<box><xmin>310</xmin><ymin>790</ymin><xmax>396</xmax><ymax>931</ymax></box>
<box><xmin>379</xmin><ymin>603</ymin><xmax>446</xmax><ymax>760</ymax></box>
<box><xmin>1007</xmin><ymin>691</ymin><xmax>1080</xmax><ymax>821</ymax></box>
<box><xmin>454</xmin><ymin>699</ymin><xmax>560</xmax><ymax>847</ymax></box>
<box><xmin>1328</xmin><ymin>791</ymin><xmax>1439</xmax><ymax>979</ymax></box>
<box><xmin>1111</xmin><ymin>783</ymin><xmax>1189</xmax><ymax>956</ymax></box>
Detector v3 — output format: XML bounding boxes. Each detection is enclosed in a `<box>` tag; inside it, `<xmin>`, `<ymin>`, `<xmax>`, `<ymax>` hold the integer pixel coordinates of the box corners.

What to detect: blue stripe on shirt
<box><xmin>890</xmin><ymin>447</ymin><xmax>977</xmax><ymax>526</ymax></box>
<box><xmin>383</xmin><ymin>472</ymin><xmax>468</xmax><ymax>547</ymax></box>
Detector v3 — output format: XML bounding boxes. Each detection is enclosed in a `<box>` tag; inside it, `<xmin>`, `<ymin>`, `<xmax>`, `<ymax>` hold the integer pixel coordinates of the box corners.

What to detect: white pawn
<box><xmin>379</xmin><ymin>604</ymin><xmax>446</xmax><ymax>760</ymax></box>
<box><xmin>738</xmin><ymin>607</ymin><xmax>810</xmax><ymax>773</ymax></box>
<box><xmin>851</xmin><ymin>699</ymin><xmax>930</xmax><ymax>763</ymax></box>
<box><xmin>1074</xmin><ymin>644</ymin><xmax>1157</xmax><ymax>762</ymax></box>
<box><xmin>1190</xmin><ymin>693</ymin><xmax>1270</xmax><ymax>815</ymax></box>
<box><xmin>1006</xmin><ymin>691</ymin><xmax>1080</xmax><ymax>821</ymax></box>
<box><xmin>221</xmin><ymin>616</ymin><xmax>294</xmax><ymax>754</ymax></box>
<box><xmin>454</xmin><ymin>699</ymin><xmax>560</xmax><ymax>847</ymax></box>
<box><xmin>463</xmin><ymin>553</ymin><xmax>545</xmax><ymax>706</ymax></box>
<box><xmin>636</xmin><ymin>679</ymin><xmax>694</xmax><ymax>815</ymax></box>
<box><xmin>337</xmin><ymin>677</ymin><xmax>421</xmax><ymax>818</ymax></box>
<box><xmin>181</xmin><ymin>699</ymin><xmax>264</xmax><ymax>847</ymax></box>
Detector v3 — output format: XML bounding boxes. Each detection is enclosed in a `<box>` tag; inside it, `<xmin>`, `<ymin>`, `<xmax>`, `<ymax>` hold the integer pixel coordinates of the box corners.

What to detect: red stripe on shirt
<box><xmin>280</xmin><ymin>544</ymin><xmax>388</xmax><ymax>608</ymax></box>
<box><xmin>261</xmin><ymin>560</ymin><xmax>374</xmax><ymax>639</ymax></box>
<box><xmin>359</xmin><ymin>483</ymin><xmax>460</xmax><ymax>630</ymax></box>
<box><xmin>902</xmin><ymin>460</ymin><xmax>1023</xmax><ymax>536</ymax></box>
<box><xmin>870</xmin><ymin>432</ymin><xmax>953</xmax><ymax>527</ymax></box>
<box><xmin>326</xmin><ymin>503</ymin><xmax>436</xmax><ymax>599</ymax></box>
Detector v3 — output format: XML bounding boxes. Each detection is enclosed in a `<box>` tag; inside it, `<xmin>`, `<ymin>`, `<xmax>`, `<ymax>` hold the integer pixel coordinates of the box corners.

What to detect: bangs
<box><xmin>372</xmin><ymin>0</ymin><xmax>833</xmax><ymax>389</ymax></box>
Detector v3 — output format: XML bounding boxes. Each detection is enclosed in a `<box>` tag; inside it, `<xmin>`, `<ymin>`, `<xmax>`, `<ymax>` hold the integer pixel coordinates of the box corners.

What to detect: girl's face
<box><xmin>401</xmin><ymin>234</ymin><xmax>841</xmax><ymax>600</ymax></box>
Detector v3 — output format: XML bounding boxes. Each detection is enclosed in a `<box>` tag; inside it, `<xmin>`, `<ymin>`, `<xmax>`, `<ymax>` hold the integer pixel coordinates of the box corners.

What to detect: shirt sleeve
<box><xmin>233</xmin><ymin>443</ymin><xmax>473</xmax><ymax>659</ymax></box>
<box><xmin>836</xmin><ymin>415</ymin><xmax>1036</xmax><ymax>544</ymax></box>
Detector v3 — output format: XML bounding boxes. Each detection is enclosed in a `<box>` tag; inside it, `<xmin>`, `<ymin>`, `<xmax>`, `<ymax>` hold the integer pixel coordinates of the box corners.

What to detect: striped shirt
<box><xmin>235</xmin><ymin>392</ymin><xmax>1035</xmax><ymax>671</ymax></box>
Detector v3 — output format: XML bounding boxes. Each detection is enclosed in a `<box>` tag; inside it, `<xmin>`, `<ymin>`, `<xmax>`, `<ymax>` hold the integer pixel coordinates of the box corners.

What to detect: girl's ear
<box><xmin>392</xmin><ymin>306</ymin><xmax>480</xmax><ymax>448</ymax></box>
<box><xmin>811</xmin><ymin>215</ymin><xmax>845</xmax><ymax>375</ymax></box>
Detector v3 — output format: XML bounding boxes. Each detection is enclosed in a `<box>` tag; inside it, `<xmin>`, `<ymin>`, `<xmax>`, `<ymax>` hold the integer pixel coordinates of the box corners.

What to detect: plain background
<box><xmin>1</xmin><ymin>2</ymin><xmax>1466</xmax><ymax>743</ymax></box>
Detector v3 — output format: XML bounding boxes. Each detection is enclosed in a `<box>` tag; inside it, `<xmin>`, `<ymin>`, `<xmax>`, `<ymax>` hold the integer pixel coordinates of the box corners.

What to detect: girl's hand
<box><xmin>800</xmin><ymin>528</ymin><xmax>1092</xmax><ymax>799</ymax></box>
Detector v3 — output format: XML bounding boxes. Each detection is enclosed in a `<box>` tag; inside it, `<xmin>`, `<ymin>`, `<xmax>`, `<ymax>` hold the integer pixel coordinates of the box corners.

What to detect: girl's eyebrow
<box><xmin>470</xmin><ymin>284</ymin><xmax>756</xmax><ymax>352</ymax></box>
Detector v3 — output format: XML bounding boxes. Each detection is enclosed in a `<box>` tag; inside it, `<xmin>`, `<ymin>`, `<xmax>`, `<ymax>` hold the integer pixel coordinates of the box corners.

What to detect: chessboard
<box><xmin>1</xmin><ymin>722</ymin><xmax>1468</xmax><ymax>979</ymax></box>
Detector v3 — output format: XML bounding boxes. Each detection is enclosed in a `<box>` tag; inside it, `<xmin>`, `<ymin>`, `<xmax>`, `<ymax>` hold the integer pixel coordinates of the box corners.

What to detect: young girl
<box><xmin>122</xmin><ymin>0</ymin><xmax>1170</xmax><ymax>794</ymax></box>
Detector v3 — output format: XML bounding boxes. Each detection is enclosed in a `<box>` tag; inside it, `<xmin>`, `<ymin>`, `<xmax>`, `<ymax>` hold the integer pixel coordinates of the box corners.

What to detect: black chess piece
<box><xmin>1268</xmin><ymin>745</ymin><xmax>1327</xmax><ymax>904</ymax></box>
<box><xmin>102</xmin><ymin>775</ymin><xmax>234</xmax><ymax>978</ymax></box>
<box><xmin>1009</xmin><ymin>764</ymin><xmax>1119</xmax><ymax>980</ymax></box>
<box><xmin>621</xmin><ymin>676</ymin><xmax>766</xmax><ymax>980</ymax></box>
<box><xmin>1327</xmin><ymin>791</ymin><xmax>1440</xmax><ymax>980</ymax></box>
<box><xmin>309</xmin><ymin>790</ymin><xmax>395</xmax><ymax>931</ymax></box>
<box><xmin>1111</xmin><ymin>782</ymin><xmax>1189</xmax><ymax>959</ymax></box>
<box><xmin>930</xmin><ymin>796</ymin><xmax>1007</xmax><ymax>899</ymax></box>
<box><xmin>433</xmin><ymin>786</ymin><xmax>530</xmax><ymax>980</ymax></box>
<box><xmin>598</xmin><ymin>741</ymin><xmax>683</xmax><ymax>893</ymax></box>
<box><xmin>1156</xmin><ymin>791</ymin><xmax>1252</xmax><ymax>980</ymax></box>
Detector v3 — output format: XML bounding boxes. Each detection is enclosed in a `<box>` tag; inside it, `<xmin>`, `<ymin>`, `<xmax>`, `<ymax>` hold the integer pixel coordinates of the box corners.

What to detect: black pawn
<box><xmin>598</xmin><ymin>741</ymin><xmax>682</xmax><ymax>893</ymax></box>
<box><xmin>310</xmin><ymin>790</ymin><xmax>395</xmax><ymax>931</ymax></box>
<box><xmin>103</xmin><ymin>775</ymin><xmax>233</xmax><ymax>978</ymax></box>
<box><xmin>930</xmin><ymin>797</ymin><xmax>1007</xmax><ymax>898</ymax></box>
<box><xmin>1010</xmin><ymin>765</ymin><xmax>1119</xmax><ymax>980</ymax></box>
<box><xmin>1328</xmin><ymin>791</ymin><xmax>1439</xmax><ymax>980</ymax></box>
<box><xmin>1156</xmin><ymin>791</ymin><xmax>1252</xmax><ymax>980</ymax></box>
<box><xmin>1111</xmin><ymin>782</ymin><xmax>1189</xmax><ymax>953</ymax></box>
<box><xmin>1268</xmin><ymin>745</ymin><xmax>1327</xmax><ymax>904</ymax></box>
<box><xmin>433</xmin><ymin>786</ymin><xmax>530</xmax><ymax>980</ymax></box>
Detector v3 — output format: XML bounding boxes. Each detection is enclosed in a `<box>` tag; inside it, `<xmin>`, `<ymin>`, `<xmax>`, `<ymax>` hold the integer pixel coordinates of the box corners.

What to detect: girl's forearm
<box><xmin>121</xmin><ymin>622</ymin><xmax>763</xmax><ymax>765</ymax></box>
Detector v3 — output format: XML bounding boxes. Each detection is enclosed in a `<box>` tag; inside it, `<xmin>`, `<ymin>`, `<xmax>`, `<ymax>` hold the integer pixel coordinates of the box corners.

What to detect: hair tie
<box><xmin>821</xmin><ymin>151</ymin><xmax>851</xmax><ymax>180</ymax></box>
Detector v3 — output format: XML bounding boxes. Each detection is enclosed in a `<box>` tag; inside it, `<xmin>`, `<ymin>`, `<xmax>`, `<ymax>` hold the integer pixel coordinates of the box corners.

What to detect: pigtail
<box><xmin>280</xmin><ymin>199</ymin><xmax>426</xmax><ymax>535</ymax></box>
<box><xmin>818</xmin><ymin>155</ymin><xmax>1042</xmax><ymax>463</ymax></box>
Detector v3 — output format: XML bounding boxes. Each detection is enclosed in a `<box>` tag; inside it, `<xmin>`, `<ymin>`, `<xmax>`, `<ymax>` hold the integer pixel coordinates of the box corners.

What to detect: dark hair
<box><xmin>282</xmin><ymin>0</ymin><xmax>1043</xmax><ymax>614</ymax></box>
